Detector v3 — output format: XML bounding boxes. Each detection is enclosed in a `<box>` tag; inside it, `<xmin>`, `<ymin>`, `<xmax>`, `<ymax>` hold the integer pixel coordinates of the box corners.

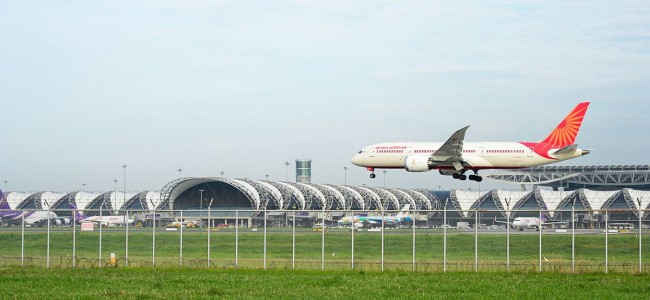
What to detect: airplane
<box><xmin>496</xmin><ymin>216</ymin><xmax>567</xmax><ymax>231</ymax></box>
<box><xmin>351</xmin><ymin>102</ymin><xmax>590</xmax><ymax>182</ymax></box>
<box><xmin>0</xmin><ymin>189</ymin><xmax>69</xmax><ymax>226</ymax></box>
<box><xmin>71</xmin><ymin>203</ymin><xmax>134</xmax><ymax>226</ymax></box>
<box><xmin>338</xmin><ymin>204</ymin><xmax>412</xmax><ymax>228</ymax></box>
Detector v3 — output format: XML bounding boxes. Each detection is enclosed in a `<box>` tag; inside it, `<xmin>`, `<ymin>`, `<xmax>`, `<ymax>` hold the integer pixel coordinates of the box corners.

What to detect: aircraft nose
<box><xmin>351</xmin><ymin>153</ymin><xmax>363</xmax><ymax>166</ymax></box>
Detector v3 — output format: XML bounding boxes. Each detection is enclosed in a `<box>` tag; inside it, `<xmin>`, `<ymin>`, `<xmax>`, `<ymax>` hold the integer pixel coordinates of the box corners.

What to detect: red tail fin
<box><xmin>540</xmin><ymin>102</ymin><xmax>590</xmax><ymax>147</ymax></box>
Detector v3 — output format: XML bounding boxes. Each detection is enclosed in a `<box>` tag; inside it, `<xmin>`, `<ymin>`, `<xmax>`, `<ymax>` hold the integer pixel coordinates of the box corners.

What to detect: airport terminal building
<box><xmin>3</xmin><ymin>165</ymin><xmax>650</xmax><ymax>227</ymax></box>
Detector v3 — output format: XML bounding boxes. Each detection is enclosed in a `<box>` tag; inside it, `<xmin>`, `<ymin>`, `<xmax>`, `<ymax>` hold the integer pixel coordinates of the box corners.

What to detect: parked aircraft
<box><xmin>496</xmin><ymin>216</ymin><xmax>567</xmax><ymax>231</ymax></box>
<box><xmin>338</xmin><ymin>204</ymin><xmax>411</xmax><ymax>228</ymax></box>
<box><xmin>71</xmin><ymin>203</ymin><xmax>134</xmax><ymax>226</ymax></box>
<box><xmin>351</xmin><ymin>102</ymin><xmax>590</xmax><ymax>182</ymax></box>
<box><xmin>0</xmin><ymin>189</ymin><xmax>69</xmax><ymax>226</ymax></box>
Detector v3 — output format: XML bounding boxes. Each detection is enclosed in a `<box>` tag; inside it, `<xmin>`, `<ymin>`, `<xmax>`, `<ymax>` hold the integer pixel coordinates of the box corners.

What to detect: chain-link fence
<box><xmin>1</xmin><ymin>208</ymin><xmax>648</xmax><ymax>273</ymax></box>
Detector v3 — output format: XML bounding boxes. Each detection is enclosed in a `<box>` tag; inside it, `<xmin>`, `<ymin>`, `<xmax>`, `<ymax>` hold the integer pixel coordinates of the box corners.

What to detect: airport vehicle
<box><xmin>1</xmin><ymin>189</ymin><xmax>69</xmax><ymax>226</ymax></box>
<box><xmin>338</xmin><ymin>204</ymin><xmax>411</xmax><ymax>228</ymax></box>
<box><xmin>351</xmin><ymin>102</ymin><xmax>590</xmax><ymax>182</ymax></box>
<box><xmin>71</xmin><ymin>203</ymin><xmax>134</xmax><ymax>226</ymax></box>
<box><xmin>496</xmin><ymin>216</ymin><xmax>567</xmax><ymax>231</ymax></box>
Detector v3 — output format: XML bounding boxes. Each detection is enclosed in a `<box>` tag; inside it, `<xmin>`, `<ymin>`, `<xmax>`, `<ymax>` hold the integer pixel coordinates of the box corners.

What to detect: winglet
<box><xmin>541</xmin><ymin>102</ymin><xmax>590</xmax><ymax>147</ymax></box>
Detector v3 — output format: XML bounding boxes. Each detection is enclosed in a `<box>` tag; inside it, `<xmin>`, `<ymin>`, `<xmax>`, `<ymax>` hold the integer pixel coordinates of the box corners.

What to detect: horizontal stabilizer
<box><xmin>552</xmin><ymin>144</ymin><xmax>578</xmax><ymax>155</ymax></box>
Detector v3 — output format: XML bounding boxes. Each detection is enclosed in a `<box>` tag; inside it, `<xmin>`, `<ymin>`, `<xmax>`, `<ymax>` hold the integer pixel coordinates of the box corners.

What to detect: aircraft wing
<box><xmin>431</xmin><ymin>126</ymin><xmax>470</xmax><ymax>170</ymax></box>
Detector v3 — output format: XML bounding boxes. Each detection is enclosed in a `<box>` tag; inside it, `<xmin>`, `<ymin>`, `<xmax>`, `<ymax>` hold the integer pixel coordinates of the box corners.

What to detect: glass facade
<box><xmin>295</xmin><ymin>159</ymin><xmax>312</xmax><ymax>183</ymax></box>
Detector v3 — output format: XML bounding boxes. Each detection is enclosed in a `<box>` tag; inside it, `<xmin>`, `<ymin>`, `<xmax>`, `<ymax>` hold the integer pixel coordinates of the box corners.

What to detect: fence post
<box><xmin>351</xmin><ymin>209</ymin><xmax>355</xmax><ymax>271</ymax></box>
<box><xmin>152</xmin><ymin>206</ymin><xmax>156</xmax><ymax>268</ymax></box>
<box><xmin>125</xmin><ymin>209</ymin><xmax>129</xmax><ymax>267</ymax></box>
<box><xmin>235</xmin><ymin>210</ymin><xmax>239</xmax><ymax>269</ymax></box>
<box><xmin>292</xmin><ymin>210</ymin><xmax>296</xmax><ymax>271</ymax></box>
<box><xmin>571</xmin><ymin>199</ymin><xmax>575</xmax><ymax>274</ymax></box>
<box><xmin>505</xmin><ymin>198</ymin><xmax>510</xmax><ymax>273</ymax></box>
<box><xmin>208</xmin><ymin>202</ymin><xmax>212</xmax><ymax>269</ymax></box>
<box><xmin>99</xmin><ymin>205</ymin><xmax>103</xmax><ymax>268</ymax></box>
<box><xmin>321</xmin><ymin>207</ymin><xmax>325</xmax><ymax>271</ymax></box>
<box><xmin>605</xmin><ymin>209</ymin><xmax>608</xmax><ymax>274</ymax></box>
<box><xmin>264</xmin><ymin>207</ymin><xmax>268</xmax><ymax>270</ymax></box>
<box><xmin>21</xmin><ymin>213</ymin><xmax>24</xmax><ymax>267</ymax></box>
<box><xmin>638</xmin><ymin>198</ymin><xmax>643</xmax><ymax>274</ymax></box>
<box><xmin>46</xmin><ymin>202</ymin><xmax>51</xmax><ymax>268</ymax></box>
<box><xmin>539</xmin><ymin>210</ymin><xmax>542</xmax><ymax>272</ymax></box>
<box><xmin>179</xmin><ymin>210</ymin><xmax>183</xmax><ymax>267</ymax></box>
<box><xmin>475</xmin><ymin>209</ymin><xmax>478</xmax><ymax>272</ymax></box>
<box><xmin>412</xmin><ymin>208</ymin><xmax>416</xmax><ymax>272</ymax></box>
<box><xmin>443</xmin><ymin>200</ymin><xmax>447</xmax><ymax>273</ymax></box>
<box><xmin>381</xmin><ymin>207</ymin><xmax>385</xmax><ymax>272</ymax></box>
<box><xmin>73</xmin><ymin>208</ymin><xmax>76</xmax><ymax>268</ymax></box>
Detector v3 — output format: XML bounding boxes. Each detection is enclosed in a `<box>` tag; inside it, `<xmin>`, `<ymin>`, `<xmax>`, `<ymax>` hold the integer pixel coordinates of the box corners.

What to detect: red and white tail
<box><xmin>540</xmin><ymin>102</ymin><xmax>590</xmax><ymax>147</ymax></box>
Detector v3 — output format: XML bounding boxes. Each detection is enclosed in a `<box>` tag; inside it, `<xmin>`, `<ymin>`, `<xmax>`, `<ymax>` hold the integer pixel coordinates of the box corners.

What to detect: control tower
<box><xmin>295</xmin><ymin>159</ymin><xmax>312</xmax><ymax>183</ymax></box>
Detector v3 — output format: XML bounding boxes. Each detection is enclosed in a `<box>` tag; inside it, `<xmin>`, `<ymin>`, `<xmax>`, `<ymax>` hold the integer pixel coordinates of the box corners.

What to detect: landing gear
<box><xmin>468</xmin><ymin>174</ymin><xmax>483</xmax><ymax>182</ymax></box>
<box><xmin>368</xmin><ymin>167</ymin><xmax>376</xmax><ymax>179</ymax></box>
<box><xmin>453</xmin><ymin>171</ymin><xmax>482</xmax><ymax>182</ymax></box>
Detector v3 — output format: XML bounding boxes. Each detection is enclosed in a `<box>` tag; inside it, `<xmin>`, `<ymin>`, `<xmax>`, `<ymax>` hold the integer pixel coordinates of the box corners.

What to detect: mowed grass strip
<box><xmin>1</xmin><ymin>267</ymin><xmax>650</xmax><ymax>299</ymax></box>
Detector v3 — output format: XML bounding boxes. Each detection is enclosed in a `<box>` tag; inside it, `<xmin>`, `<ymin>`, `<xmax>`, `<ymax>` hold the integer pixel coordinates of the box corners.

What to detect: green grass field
<box><xmin>1</xmin><ymin>267</ymin><xmax>650</xmax><ymax>299</ymax></box>
<box><xmin>1</xmin><ymin>228</ymin><xmax>649</xmax><ymax>273</ymax></box>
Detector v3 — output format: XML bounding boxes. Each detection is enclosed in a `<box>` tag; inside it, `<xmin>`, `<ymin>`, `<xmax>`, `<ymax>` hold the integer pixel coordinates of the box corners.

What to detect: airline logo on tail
<box><xmin>0</xmin><ymin>189</ymin><xmax>9</xmax><ymax>210</ymax></box>
<box><xmin>540</xmin><ymin>102</ymin><xmax>590</xmax><ymax>148</ymax></box>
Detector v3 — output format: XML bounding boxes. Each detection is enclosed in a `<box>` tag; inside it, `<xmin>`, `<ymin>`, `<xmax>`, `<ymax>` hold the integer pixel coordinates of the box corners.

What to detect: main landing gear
<box><xmin>453</xmin><ymin>171</ymin><xmax>483</xmax><ymax>182</ymax></box>
<box><xmin>368</xmin><ymin>167</ymin><xmax>376</xmax><ymax>178</ymax></box>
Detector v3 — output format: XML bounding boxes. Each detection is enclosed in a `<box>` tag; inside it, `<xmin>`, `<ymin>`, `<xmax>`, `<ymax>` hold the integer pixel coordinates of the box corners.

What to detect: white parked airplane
<box><xmin>351</xmin><ymin>102</ymin><xmax>590</xmax><ymax>182</ymax></box>
<box><xmin>71</xmin><ymin>203</ymin><xmax>134</xmax><ymax>226</ymax></box>
<box><xmin>497</xmin><ymin>216</ymin><xmax>567</xmax><ymax>231</ymax></box>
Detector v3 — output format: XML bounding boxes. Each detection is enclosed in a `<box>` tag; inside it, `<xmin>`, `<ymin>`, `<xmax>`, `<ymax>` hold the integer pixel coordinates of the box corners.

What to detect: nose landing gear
<box><xmin>368</xmin><ymin>167</ymin><xmax>376</xmax><ymax>179</ymax></box>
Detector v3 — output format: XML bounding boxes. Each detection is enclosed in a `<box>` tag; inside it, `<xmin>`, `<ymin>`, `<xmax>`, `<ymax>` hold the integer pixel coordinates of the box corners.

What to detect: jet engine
<box><xmin>404</xmin><ymin>156</ymin><xmax>431</xmax><ymax>172</ymax></box>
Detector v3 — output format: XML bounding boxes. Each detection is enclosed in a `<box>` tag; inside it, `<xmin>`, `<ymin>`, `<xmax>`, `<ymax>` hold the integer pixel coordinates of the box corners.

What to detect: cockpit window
<box><xmin>358</xmin><ymin>150</ymin><xmax>363</xmax><ymax>154</ymax></box>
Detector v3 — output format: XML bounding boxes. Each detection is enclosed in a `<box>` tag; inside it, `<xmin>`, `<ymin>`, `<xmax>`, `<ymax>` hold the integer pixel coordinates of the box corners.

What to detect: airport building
<box><xmin>3</xmin><ymin>165</ymin><xmax>650</xmax><ymax>227</ymax></box>
<box><xmin>487</xmin><ymin>165</ymin><xmax>650</xmax><ymax>191</ymax></box>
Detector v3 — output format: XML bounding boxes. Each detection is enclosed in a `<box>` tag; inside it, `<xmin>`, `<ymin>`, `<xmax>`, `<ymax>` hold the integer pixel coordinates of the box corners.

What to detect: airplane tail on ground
<box><xmin>69</xmin><ymin>203</ymin><xmax>88</xmax><ymax>221</ymax></box>
<box><xmin>0</xmin><ymin>189</ymin><xmax>11</xmax><ymax>210</ymax></box>
<box><xmin>540</xmin><ymin>102</ymin><xmax>590</xmax><ymax>148</ymax></box>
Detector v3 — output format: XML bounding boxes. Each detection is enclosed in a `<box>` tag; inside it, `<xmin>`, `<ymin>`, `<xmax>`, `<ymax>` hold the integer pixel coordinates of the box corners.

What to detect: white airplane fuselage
<box><xmin>352</xmin><ymin>141</ymin><xmax>588</xmax><ymax>172</ymax></box>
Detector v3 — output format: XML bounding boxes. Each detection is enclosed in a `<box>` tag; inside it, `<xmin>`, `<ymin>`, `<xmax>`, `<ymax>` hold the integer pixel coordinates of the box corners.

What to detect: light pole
<box><xmin>220</xmin><ymin>171</ymin><xmax>224</xmax><ymax>177</ymax></box>
<box><xmin>343</xmin><ymin>167</ymin><xmax>348</xmax><ymax>185</ymax></box>
<box><xmin>3</xmin><ymin>180</ymin><xmax>6</xmax><ymax>191</ymax></box>
<box><xmin>382</xmin><ymin>170</ymin><xmax>387</xmax><ymax>187</ymax></box>
<box><xmin>82</xmin><ymin>184</ymin><xmax>86</xmax><ymax>191</ymax></box>
<box><xmin>265</xmin><ymin>174</ymin><xmax>269</xmax><ymax>180</ymax></box>
<box><xmin>284</xmin><ymin>162</ymin><xmax>290</xmax><ymax>181</ymax></box>
<box><xmin>199</xmin><ymin>189</ymin><xmax>205</xmax><ymax>211</ymax></box>
<box><xmin>177</xmin><ymin>168</ymin><xmax>182</xmax><ymax>179</ymax></box>
<box><xmin>122</xmin><ymin>165</ymin><xmax>127</xmax><ymax>211</ymax></box>
<box><xmin>113</xmin><ymin>179</ymin><xmax>118</xmax><ymax>212</ymax></box>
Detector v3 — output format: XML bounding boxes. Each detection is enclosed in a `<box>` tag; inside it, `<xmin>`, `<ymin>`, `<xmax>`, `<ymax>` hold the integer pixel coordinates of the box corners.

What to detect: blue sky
<box><xmin>1</xmin><ymin>1</ymin><xmax>649</xmax><ymax>192</ymax></box>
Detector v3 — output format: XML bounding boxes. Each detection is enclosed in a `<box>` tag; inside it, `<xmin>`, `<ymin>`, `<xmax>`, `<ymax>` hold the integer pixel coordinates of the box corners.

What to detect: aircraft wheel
<box><xmin>370</xmin><ymin>173</ymin><xmax>376</xmax><ymax>179</ymax></box>
<box><xmin>468</xmin><ymin>175</ymin><xmax>476</xmax><ymax>181</ymax></box>
<box><xmin>476</xmin><ymin>176</ymin><xmax>483</xmax><ymax>182</ymax></box>
<box><xmin>459</xmin><ymin>174</ymin><xmax>467</xmax><ymax>180</ymax></box>
<box><xmin>452</xmin><ymin>173</ymin><xmax>459</xmax><ymax>179</ymax></box>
